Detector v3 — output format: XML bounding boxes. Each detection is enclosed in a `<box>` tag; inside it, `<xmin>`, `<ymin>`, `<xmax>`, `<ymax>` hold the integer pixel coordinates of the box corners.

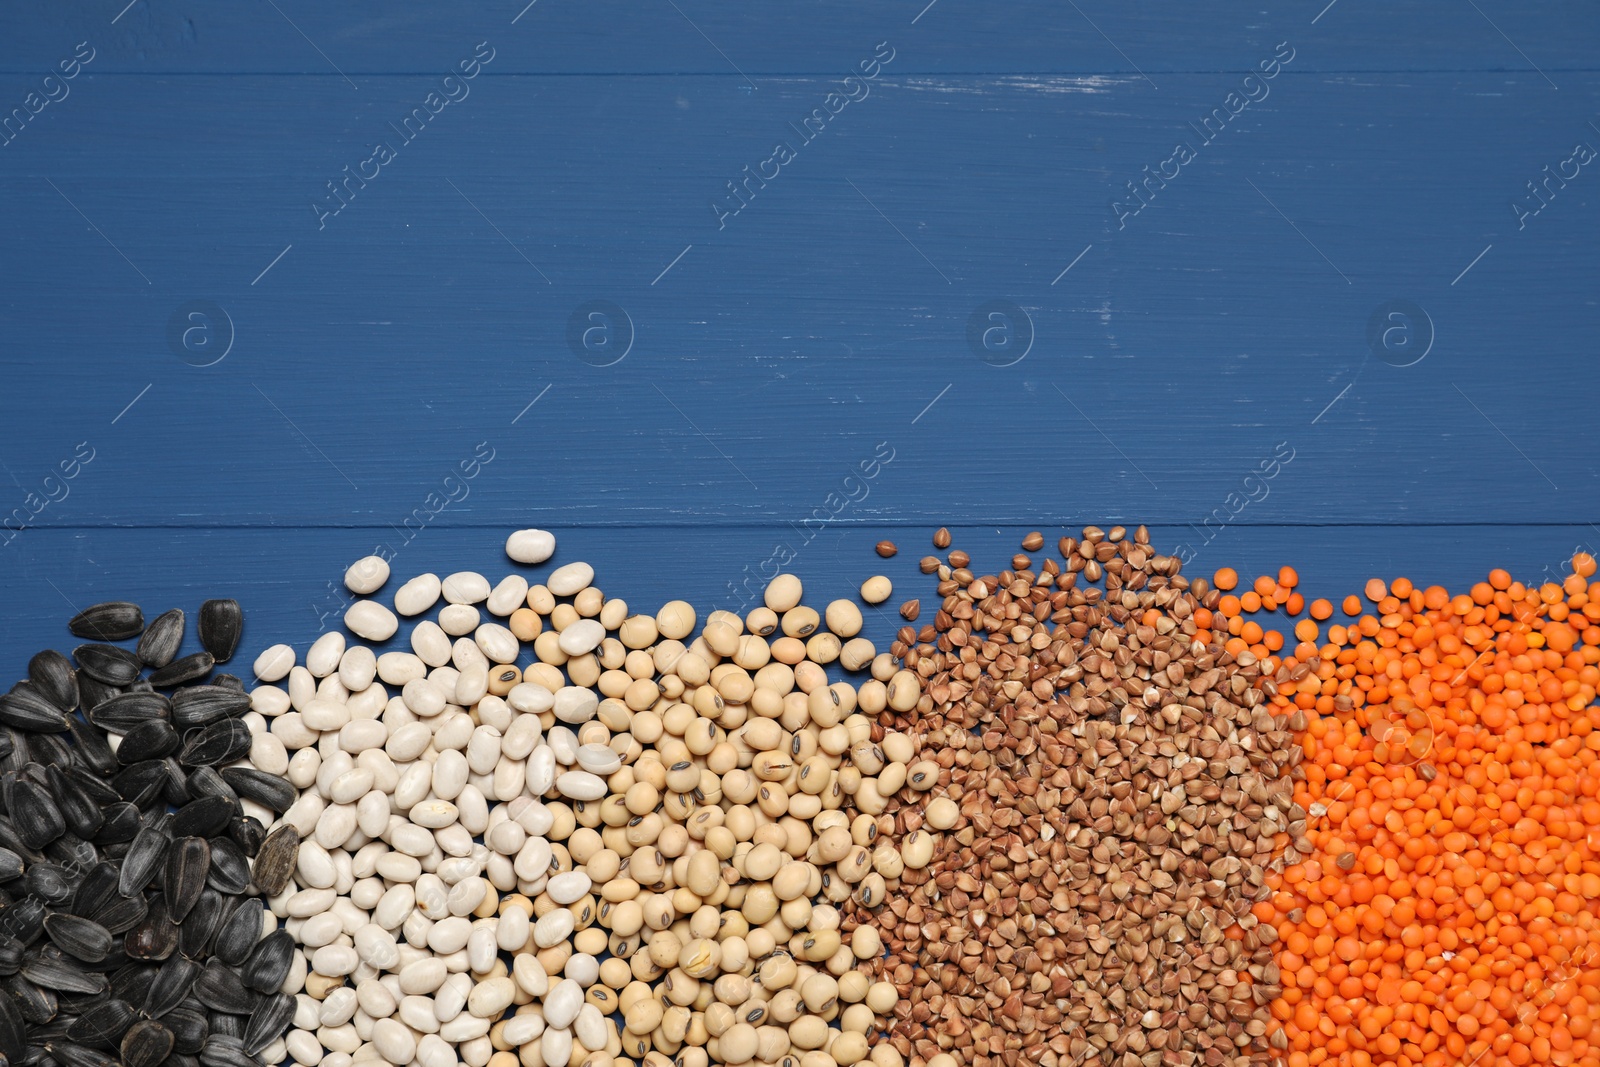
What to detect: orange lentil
<box><xmin>1265</xmin><ymin>557</ymin><xmax>1600</xmax><ymax>1067</ymax></box>
<box><xmin>1215</xmin><ymin>567</ymin><xmax>1239</xmax><ymax>591</ymax></box>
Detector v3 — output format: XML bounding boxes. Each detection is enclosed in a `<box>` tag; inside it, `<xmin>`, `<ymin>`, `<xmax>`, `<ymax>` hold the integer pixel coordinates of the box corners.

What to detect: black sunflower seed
<box><xmin>176</xmin><ymin>723</ymin><xmax>249</xmax><ymax>770</ymax></box>
<box><xmin>247</xmin><ymin>828</ymin><xmax>297</xmax><ymax>898</ymax></box>
<box><xmin>203</xmin><ymin>839</ymin><xmax>249</xmax><ymax>897</ymax></box>
<box><xmin>21</xmin><ymin>868</ymin><xmax>71</xmax><ymax>907</ymax></box>
<box><xmin>67</xmin><ymin>605</ymin><xmax>144</xmax><ymax>643</ymax></box>
<box><xmin>26</xmin><ymin>735</ymin><xmax>72</xmax><ymax>772</ymax></box>
<box><xmin>41</xmin><ymin>836</ymin><xmax>95</xmax><ymax>874</ymax></box>
<box><xmin>0</xmin><ymin>690</ymin><xmax>68</xmax><ymax>735</ymax></box>
<box><xmin>25</xmin><ymin>655</ymin><xmax>76</xmax><ymax>715</ymax></box>
<box><xmin>70</xmin><ymin>648</ymin><xmax>139</xmax><ymax>689</ymax></box>
<box><xmin>21</xmin><ymin>951</ymin><xmax>106</xmax><ymax>995</ymax></box>
<box><xmin>242</xmin><ymin>992</ymin><xmax>291</xmax><ymax>1056</ymax></box>
<box><xmin>215</xmin><ymin>770</ymin><xmax>291</xmax><ymax>815</ymax></box>
<box><xmin>182</xmin><ymin>768</ymin><xmax>235</xmax><ymax>806</ymax></box>
<box><xmin>65</xmin><ymin>998</ymin><xmax>136</xmax><ymax>1048</ymax></box>
<box><xmin>91</xmin><ymin>804</ymin><xmax>141</xmax><ymax>846</ymax></box>
<box><xmin>167</xmin><ymin>689</ymin><xmax>247</xmax><ymax>731</ymax></box>
<box><xmin>171</xmin><ymin>798</ymin><xmax>234</xmax><ymax>840</ymax></box>
<box><xmin>238</xmin><ymin>930</ymin><xmax>290</xmax><ymax>995</ymax></box>
<box><xmin>158</xmin><ymin>760</ymin><xmax>190</xmax><ymax>810</ymax></box>
<box><xmin>87</xmin><ymin>694</ymin><xmax>168</xmax><ymax>737</ymax></box>
<box><xmin>205</xmin><ymin>1012</ymin><xmax>243</xmax><ymax>1040</ymax></box>
<box><xmin>42</xmin><ymin>915</ymin><xmax>111</xmax><ymax>964</ymax></box>
<box><xmin>209</xmin><ymin>900</ymin><xmax>260</xmax><ymax>969</ymax></box>
<box><xmin>67</xmin><ymin>865</ymin><xmax>119</xmax><ymax>923</ymax></box>
<box><xmin>177</xmin><ymin>891</ymin><xmax>224</xmax><ymax>961</ymax></box>
<box><xmin>134</xmin><ymin>611</ymin><xmax>184</xmax><ymax>670</ymax></box>
<box><xmin>10</xmin><ymin>784</ymin><xmax>63</xmax><ymax>852</ymax></box>
<box><xmin>4</xmin><ymin>896</ymin><xmax>47</xmax><ymax>945</ymax></box>
<box><xmin>211</xmin><ymin>674</ymin><xmax>244</xmax><ymax>693</ymax></box>
<box><xmin>47</xmin><ymin>1040</ymin><xmax>113</xmax><ymax>1067</ymax></box>
<box><xmin>60</xmin><ymin>768</ymin><xmax>116</xmax><ymax>809</ymax></box>
<box><xmin>120</xmin><ymin>1018</ymin><xmax>173</xmax><ymax>1067</ymax></box>
<box><xmin>44</xmin><ymin>769</ymin><xmax>100</xmax><ymax>841</ymax></box>
<box><xmin>2</xmin><ymin>974</ymin><xmax>55</xmax><ymax>1025</ymax></box>
<box><xmin>89</xmin><ymin>893</ymin><xmax>146</xmax><ymax>937</ymax></box>
<box><xmin>62</xmin><ymin>720</ymin><xmax>114</xmax><ymax>779</ymax></box>
<box><xmin>123</xmin><ymin>896</ymin><xmax>176</xmax><ymax>963</ymax></box>
<box><xmin>191</xmin><ymin>961</ymin><xmax>253</xmax><ymax>1016</ymax></box>
<box><xmin>198</xmin><ymin>1034</ymin><xmax>256</xmax><ymax>1067</ymax></box>
<box><xmin>72</xmin><ymin>676</ymin><xmax>119</xmax><ymax>716</ymax></box>
<box><xmin>0</xmin><ymin>990</ymin><xmax>21</xmax><ymax>1066</ymax></box>
<box><xmin>163</xmin><ymin>839</ymin><xmax>207</xmax><ymax>923</ymax></box>
<box><xmin>163</xmin><ymin>1006</ymin><xmax>206</xmax><ymax>1054</ymax></box>
<box><xmin>147</xmin><ymin>654</ymin><xmax>214</xmax><ymax>690</ymax></box>
<box><xmin>107</xmin><ymin>960</ymin><xmax>156</xmax><ymax>1003</ymax></box>
<box><xmin>117</xmin><ymin>824</ymin><xmax>168</xmax><ymax>900</ymax></box>
<box><xmin>141</xmin><ymin>957</ymin><xmax>197</xmax><ymax>1019</ymax></box>
<box><xmin>114</xmin><ymin>721</ymin><xmax>178</xmax><ymax>766</ymax></box>
<box><xmin>0</xmin><ymin>934</ymin><xmax>23</xmax><ymax>976</ymax></box>
<box><xmin>0</xmin><ymin>850</ymin><xmax>21</xmax><ymax>883</ymax></box>
<box><xmin>195</xmin><ymin>603</ymin><xmax>240</xmax><ymax>665</ymax></box>
<box><xmin>225</xmin><ymin>817</ymin><xmax>263</xmax><ymax>858</ymax></box>
<box><xmin>109</xmin><ymin>763</ymin><xmax>165</xmax><ymax>810</ymax></box>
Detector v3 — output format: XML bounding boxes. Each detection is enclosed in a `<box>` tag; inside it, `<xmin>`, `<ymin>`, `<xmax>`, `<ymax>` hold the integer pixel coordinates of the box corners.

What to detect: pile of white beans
<box><xmin>246</xmin><ymin>530</ymin><xmax>928</xmax><ymax>1067</ymax></box>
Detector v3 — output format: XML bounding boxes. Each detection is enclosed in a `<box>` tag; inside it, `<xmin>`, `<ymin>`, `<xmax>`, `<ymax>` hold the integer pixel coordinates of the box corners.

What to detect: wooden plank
<box><xmin>0</xmin><ymin>0</ymin><xmax>1589</xmax><ymax>76</ymax></box>
<box><xmin>0</xmin><ymin>72</ymin><xmax>1594</xmax><ymax>528</ymax></box>
<box><xmin>2</xmin><ymin>523</ymin><xmax>1592</xmax><ymax>673</ymax></box>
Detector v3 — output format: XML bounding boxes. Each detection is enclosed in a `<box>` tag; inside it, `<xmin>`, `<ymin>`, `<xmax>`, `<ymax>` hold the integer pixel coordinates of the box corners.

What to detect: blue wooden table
<box><xmin>0</xmin><ymin>1</ymin><xmax>1596</xmax><ymax>666</ymax></box>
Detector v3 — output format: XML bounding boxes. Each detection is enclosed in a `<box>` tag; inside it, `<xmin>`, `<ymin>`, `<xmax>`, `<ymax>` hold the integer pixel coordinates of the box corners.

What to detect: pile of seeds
<box><xmin>853</xmin><ymin>526</ymin><xmax>1302</xmax><ymax>1067</ymax></box>
<box><xmin>0</xmin><ymin>597</ymin><xmax>298</xmax><ymax>1067</ymax></box>
<box><xmin>247</xmin><ymin>532</ymin><xmax>929</xmax><ymax>1067</ymax></box>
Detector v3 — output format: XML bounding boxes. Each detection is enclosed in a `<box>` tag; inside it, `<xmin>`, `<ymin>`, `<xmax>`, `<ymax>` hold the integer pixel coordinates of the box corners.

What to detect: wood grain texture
<box><xmin>0</xmin><ymin>4</ymin><xmax>1595</xmax><ymax>670</ymax></box>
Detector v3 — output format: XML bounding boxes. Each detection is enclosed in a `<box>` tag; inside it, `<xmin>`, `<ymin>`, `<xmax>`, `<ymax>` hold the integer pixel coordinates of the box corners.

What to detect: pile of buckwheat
<box><xmin>854</xmin><ymin>525</ymin><xmax>1299</xmax><ymax>1067</ymax></box>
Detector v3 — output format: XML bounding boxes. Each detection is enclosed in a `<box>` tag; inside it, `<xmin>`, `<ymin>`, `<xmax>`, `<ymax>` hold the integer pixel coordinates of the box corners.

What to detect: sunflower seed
<box><xmin>116</xmin><ymin>825</ymin><xmax>167</xmax><ymax>901</ymax></box>
<box><xmin>65</xmin><ymin>998</ymin><xmax>136</xmax><ymax>1048</ymax></box>
<box><xmin>168</xmin><ymin>689</ymin><xmax>247</xmax><ymax>731</ymax></box>
<box><xmin>62</xmin><ymin>721</ymin><xmax>114</xmax><ymax>779</ymax></box>
<box><xmin>60</xmin><ymin>769</ymin><xmax>116</xmax><ymax>809</ymax></box>
<box><xmin>88</xmin><ymin>893</ymin><xmax>145</xmax><ymax>937</ymax></box>
<box><xmin>48</xmin><ymin>1040</ymin><xmax>114</xmax><ymax>1067</ymax></box>
<box><xmin>159</xmin><ymin>759</ymin><xmax>190</xmax><ymax>809</ymax></box>
<box><xmin>27</xmin><ymin>735</ymin><xmax>72</xmax><ymax>772</ymax></box>
<box><xmin>225</xmin><ymin>817</ymin><xmax>263</xmax><ymax>858</ymax></box>
<box><xmin>115</xmin><ymin>1017</ymin><xmax>172</xmax><ymax>1067</ymax></box>
<box><xmin>41</xmin><ymin>836</ymin><xmax>95</xmax><ymax>874</ymax></box>
<box><xmin>123</xmin><ymin>896</ymin><xmax>177</xmax><ymax>963</ymax></box>
<box><xmin>183</xmin><ymin>768</ymin><xmax>236</xmax><ymax>806</ymax></box>
<box><xmin>109</xmin><ymin>763</ymin><xmax>165</xmax><ymax>812</ymax></box>
<box><xmin>198</xmin><ymin>1034</ymin><xmax>256</xmax><ymax>1067</ymax></box>
<box><xmin>141</xmin><ymin>957</ymin><xmax>197</xmax><ymax>1019</ymax></box>
<box><xmin>66</xmin><ymin>865</ymin><xmax>119</xmax><ymax>924</ymax></box>
<box><xmin>171</xmin><ymin>797</ymin><xmax>234</xmax><ymax>840</ymax></box>
<box><xmin>45</xmin><ymin>769</ymin><xmax>101</xmax><ymax>841</ymax></box>
<box><xmin>113</xmin><ymin>721</ymin><xmax>178</xmax><ymax>766</ymax></box>
<box><xmin>163</xmin><ymin>1006</ymin><xmax>207</xmax><ymax>1054</ymax></box>
<box><xmin>72</xmin><ymin>677</ymin><xmax>119</xmax><ymax>716</ymax></box>
<box><xmin>203</xmin><ymin>839</ymin><xmax>249</xmax><ymax>897</ymax></box>
<box><xmin>9</xmin><ymin>784</ymin><xmax>63</xmax><ymax>852</ymax></box>
<box><xmin>163</xmin><ymin>839</ymin><xmax>207</xmax><ymax>923</ymax></box>
<box><xmin>215</xmin><ymin>769</ymin><xmax>292</xmax><ymax>815</ymax></box>
<box><xmin>69</xmin><ymin>648</ymin><xmax>139</xmax><ymax>689</ymax></box>
<box><xmin>196</xmin><ymin>602</ymin><xmax>241</xmax><ymax>665</ymax></box>
<box><xmin>147</xmin><ymin>654</ymin><xmax>214</xmax><ymax>690</ymax></box>
<box><xmin>176</xmin><ymin>723</ymin><xmax>249</xmax><ymax>771</ymax></box>
<box><xmin>247</xmin><ymin>827</ymin><xmax>296</xmax><ymax>898</ymax></box>
<box><xmin>0</xmin><ymin>966</ymin><xmax>25</xmax><ymax>1062</ymax></box>
<box><xmin>42</xmin><ymin>916</ymin><xmax>111</xmax><ymax>964</ymax></box>
<box><xmin>239</xmin><ymin>930</ymin><xmax>290</xmax><ymax>995</ymax></box>
<box><xmin>241</xmin><ymin>992</ymin><xmax>291</xmax><ymax>1055</ymax></box>
<box><xmin>89</xmin><ymin>804</ymin><xmax>140</xmax><ymax>848</ymax></box>
<box><xmin>22</xmin><ymin>868</ymin><xmax>71</xmax><ymax>906</ymax></box>
<box><xmin>21</xmin><ymin>951</ymin><xmax>105</xmax><ymax>995</ymax></box>
<box><xmin>4</xmin><ymin>896</ymin><xmax>47</xmax><ymax>944</ymax></box>
<box><xmin>0</xmin><ymin>690</ymin><xmax>68</xmax><ymax>735</ymax></box>
<box><xmin>177</xmin><ymin>891</ymin><xmax>224</xmax><ymax>961</ymax></box>
<box><xmin>3</xmin><ymin>974</ymin><xmax>56</xmax><ymax>1025</ymax></box>
<box><xmin>206</xmin><ymin>1011</ymin><xmax>243</xmax><ymax>1040</ymax></box>
<box><xmin>191</xmin><ymin>960</ymin><xmax>254</xmax><ymax>1016</ymax></box>
<box><xmin>134</xmin><ymin>611</ymin><xmax>185</xmax><ymax>670</ymax></box>
<box><xmin>86</xmin><ymin>694</ymin><xmax>168</xmax><ymax>737</ymax></box>
<box><xmin>210</xmin><ymin>900</ymin><xmax>260</xmax><ymax>969</ymax></box>
<box><xmin>212</xmin><ymin>674</ymin><xmax>244</xmax><ymax>693</ymax></box>
<box><xmin>67</xmin><ymin>605</ymin><xmax>144</xmax><ymax>643</ymax></box>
